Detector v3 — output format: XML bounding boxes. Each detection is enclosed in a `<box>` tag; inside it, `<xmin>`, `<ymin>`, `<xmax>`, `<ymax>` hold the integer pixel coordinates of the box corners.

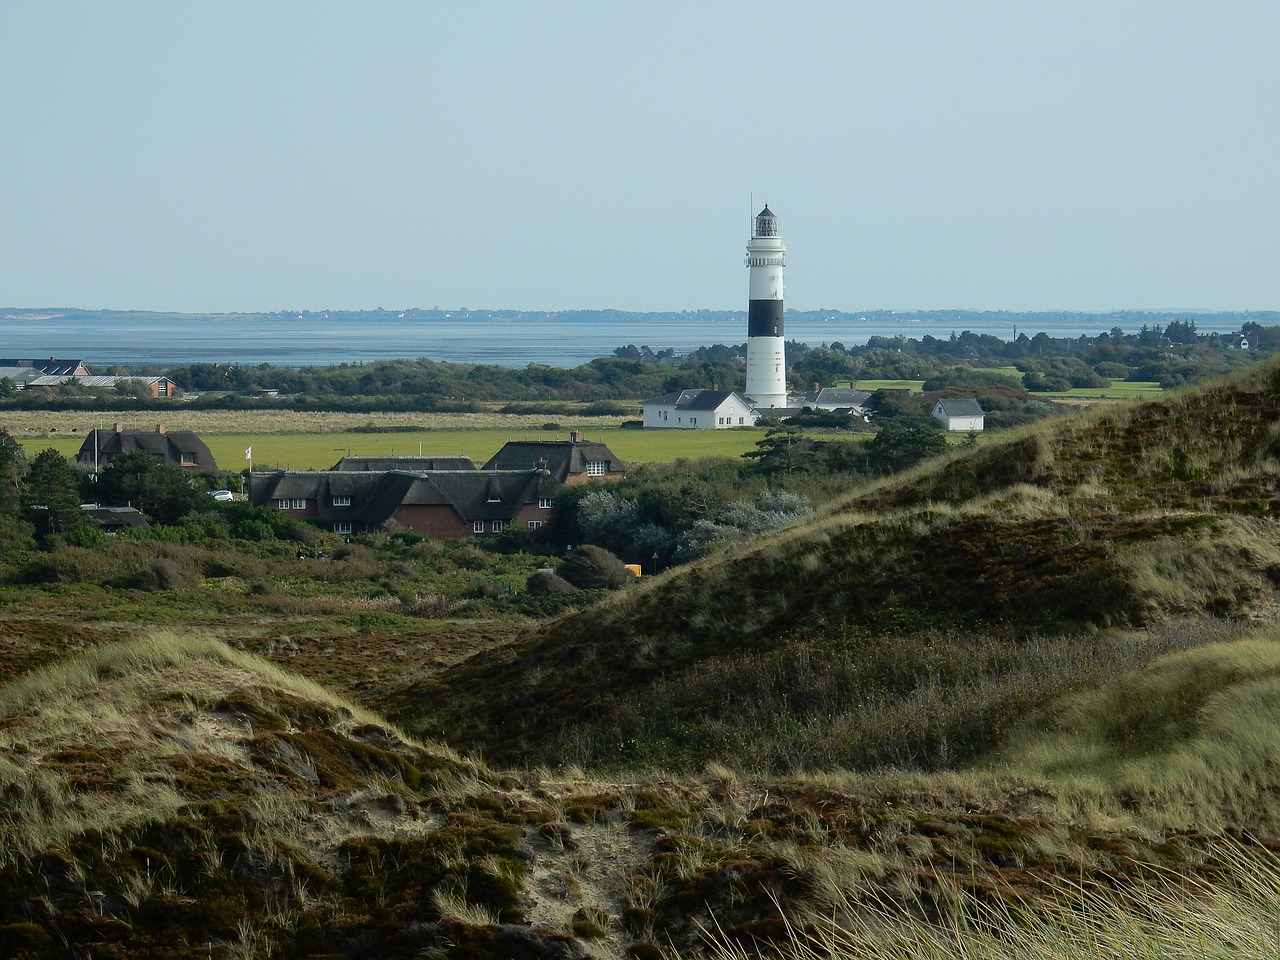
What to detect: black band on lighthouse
<box><xmin>747</xmin><ymin>300</ymin><xmax>784</xmax><ymax>338</ymax></box>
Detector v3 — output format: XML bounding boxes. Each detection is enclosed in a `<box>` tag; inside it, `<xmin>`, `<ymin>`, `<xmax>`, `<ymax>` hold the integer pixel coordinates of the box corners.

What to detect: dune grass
<box><xmin>991</xmin><ymin>627</ymin><xmax>1280</xmax><ymax>834</ymax></box>
<box><xmin>0</xmin><ymin>630</ymin><xmax>466</xmax><ymax>866</ymax></box>
<box><xmin>697</xmin><ymin>842</ymin><xmax>1280</xmax><ymax>960</ymax></box>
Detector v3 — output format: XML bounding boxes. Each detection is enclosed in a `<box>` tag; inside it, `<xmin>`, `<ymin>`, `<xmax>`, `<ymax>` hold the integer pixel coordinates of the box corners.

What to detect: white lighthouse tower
<box><xmin>744</xmin><ymin>204</ymin><xmax>788</xmax><ymax>409</ymax></box>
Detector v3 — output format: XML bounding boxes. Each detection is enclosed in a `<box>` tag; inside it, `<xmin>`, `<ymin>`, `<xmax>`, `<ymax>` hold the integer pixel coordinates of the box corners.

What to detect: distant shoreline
<box><xmin>1</xmin><ymin>307</ymin><xmax>1270</xmax><ymax>369</ymax></box>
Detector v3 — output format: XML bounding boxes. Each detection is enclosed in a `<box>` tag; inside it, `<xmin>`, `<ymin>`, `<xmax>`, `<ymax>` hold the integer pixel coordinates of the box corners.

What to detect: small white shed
<box><xmin>932</xmin><ymin>398</ymin><xmax>985</xmax><ymax>432</ymax></box>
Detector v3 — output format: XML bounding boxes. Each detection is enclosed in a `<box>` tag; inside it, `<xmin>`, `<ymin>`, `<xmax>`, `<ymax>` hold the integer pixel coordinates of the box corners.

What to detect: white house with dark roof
<box><xmin>642</xmin><ymin>389</ymin><xmax>758</xmax><ymax>430</ymax></box>
<box><xmin>932</xmin><ymin>398</ymin><xmax>986</xmax><ymax>432</ymax></box>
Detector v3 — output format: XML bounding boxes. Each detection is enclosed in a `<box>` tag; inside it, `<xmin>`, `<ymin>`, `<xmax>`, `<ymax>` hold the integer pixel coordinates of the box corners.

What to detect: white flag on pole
<box><xmin>245</xmin><ymin>445</ymin><xmax>253</xmax><ymax>460</ymax></box>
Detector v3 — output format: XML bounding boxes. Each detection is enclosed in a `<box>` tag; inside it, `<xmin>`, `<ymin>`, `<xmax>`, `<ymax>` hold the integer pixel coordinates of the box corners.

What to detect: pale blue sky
<box><xmin>2</xmin><ymin>2</ymin><xmax>1276</xmax><ymax>313</ymax></box>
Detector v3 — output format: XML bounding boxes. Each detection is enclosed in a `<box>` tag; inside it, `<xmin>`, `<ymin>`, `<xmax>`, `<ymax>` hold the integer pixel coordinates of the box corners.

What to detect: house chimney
<box><xmin>813</xmin><ymin>382</ymin><xmax>820</xmax><ymax>393</ymax></box>
<box><xmin>156</xmin><ymin>424</ymin><xmax>166</xmax><ymax>435</ymax></box>
<box><xmin>113</xmin><ymin>422</ymin><xmax>123</xmax><ymax>433</ymax></box>
<box><xmin>537</xmin><ymin>457</ymin><xmax>549</xmax><ymax>474</ymax></box>
<box><xmin>570</xmin><ymin>430</ymin><xmax>582</xmax><ymax>443</ymax></box>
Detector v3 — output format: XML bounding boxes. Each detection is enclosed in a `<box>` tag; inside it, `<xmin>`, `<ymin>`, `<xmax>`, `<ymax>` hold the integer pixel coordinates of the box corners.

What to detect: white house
<box><xmin>932</xmin><ymin>398</ymin><xmax>985</xmax><ymax>432</ymax></box>
<box><xmin>642</xmin><ymin>389</ymin><xmax>758</xmax><ymax>430</ymax></box>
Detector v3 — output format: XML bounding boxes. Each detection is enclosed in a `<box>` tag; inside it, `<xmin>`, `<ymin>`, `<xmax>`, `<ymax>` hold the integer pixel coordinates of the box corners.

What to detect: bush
<box><xmin>127</xmin><ymin>557</ymin><xmax>200</xmax><ymax>591</ymax></box>
<box><xmin>558</xmin><ymin>545</ymin><xmax>634</xmax><ymax>589</ymax></box>
<box><xmin>527</xmin><ymin>569</ymin><xmax>576</xmax><ymax>594</ymax></box>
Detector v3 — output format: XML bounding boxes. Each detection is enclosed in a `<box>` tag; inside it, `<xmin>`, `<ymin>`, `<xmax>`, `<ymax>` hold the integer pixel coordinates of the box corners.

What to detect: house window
<box><xmin>538</xmin><ymin>498</ymin><xmax>553</xmax><ymax>509</ymax></box>
<box><xmin>492</xmin><ymin>520</ymin><xmax>504</xmax><ymax>533</ymax></box>
<box><xmin>290</xmin><ymin>498</ymin><xmax>307</xmax><ymax>510</ymax></box>
<box><xmin>586</xmin><ymin>461</ymin><xmax>608</xmax><ymax>477</ymax></box>
<box><xmin>527</xmin><ymin>520</ymin><xmax>544</xmax><ymax>530</ymax></box>
<box><xmin>332</xmin><ymin>496</ymin><xmax>351</xmax><ymax>507</ymax></box>
<box><xmin>473</xmin><ymin>520</ymin><xmax>485</xmax><ymax>534</ymax></box>
<box><xmin>276</xmin><ymin>500</ymin><xmax>289</xmax><ymax>510</ymax></box>
<box><xmin>180</xmin><ymin>452</ymin><xmax>197</xmax><ymax>466</ymax></box>
<box><xmin>333</xmin><ymin>521</ymin><xmax>352</xmax><ymax>534</ymax></box>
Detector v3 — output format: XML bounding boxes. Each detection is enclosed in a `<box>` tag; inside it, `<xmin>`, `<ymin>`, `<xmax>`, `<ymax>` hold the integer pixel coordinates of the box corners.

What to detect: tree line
<box><xmin>1</xmin><ymin>320</ymin><xmax>1276</xmax><ymax>412</ymax></box>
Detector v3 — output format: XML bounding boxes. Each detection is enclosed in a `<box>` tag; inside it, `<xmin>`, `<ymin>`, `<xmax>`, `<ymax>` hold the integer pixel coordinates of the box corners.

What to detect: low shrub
<box><xmin>558</xmin><ymin>545</ymin><xmax>633</xmax><ymax>590</ymax></box>
<box><xmin>526</xmin><ymin>569</ymin><xmax>576</xmax><ymax>595</ymax></box>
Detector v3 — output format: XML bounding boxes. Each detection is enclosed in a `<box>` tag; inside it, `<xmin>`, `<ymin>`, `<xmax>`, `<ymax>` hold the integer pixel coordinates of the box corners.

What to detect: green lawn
<box><xmin>858</xmin><ymin>374</ymin><xmax>1163</xmax><ymax>400</ymax></box>
<box><xmin>1052</xmin><ymin>379</ymin><xmax>1163</xmax><ymax>399</ymax></box>
<box><xmin>19</xmin><ymin>426</ymin><xmax>768</xmax><ymax>472</ymax></box>
<box><xmin>855</xmin><ymin>379</ymin><xmax>925</xmax><ymax>392</ymax></box>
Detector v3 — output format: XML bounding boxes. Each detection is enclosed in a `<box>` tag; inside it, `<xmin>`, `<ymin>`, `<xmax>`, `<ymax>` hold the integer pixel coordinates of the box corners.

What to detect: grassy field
<box><xmin>5</xmin><ymin>411</ymin><xmax>770</xmax><ymax>469</ymax></box>
<box><xmin>1059</xmin><ymin>378</ymin><xmax>1162</xmax><ymax>398</ymax></box>
<box><xmin>854</xmin><ymin>379</ymin><xmax>925</xmax><ymax>392</ymax></box>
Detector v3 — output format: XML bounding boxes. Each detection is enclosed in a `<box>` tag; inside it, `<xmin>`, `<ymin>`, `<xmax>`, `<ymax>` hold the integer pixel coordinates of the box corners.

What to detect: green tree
<box><xmin>864</xmin><ymin>424</ymin><xmax>948</xmax><ymax>475</ymax></box>
<box><xmin>0</xmin><ymin>429</ymin><xmax>25</xmax><ymax>515</ymax></box>
<box><xmin>93</xmin><ymin>449</ymin><xmax>211</xmax><ymax>523</ymax></box>
<box><xmin>22</xmin><ymin>448</ymin><xmax>85</xmax><ymax>536</ymax></box>
<box><xmin>743</xmin><ymin>424</ymin><xmax>817</xmax><ymax>476</ymax></box>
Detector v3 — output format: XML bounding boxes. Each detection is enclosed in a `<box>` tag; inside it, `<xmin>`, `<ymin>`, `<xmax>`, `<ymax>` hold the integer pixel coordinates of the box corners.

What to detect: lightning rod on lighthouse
<box><xmin>744</xmin><ymin>204</ymin><xmax>788</xmax><ymax>409</ymax></box>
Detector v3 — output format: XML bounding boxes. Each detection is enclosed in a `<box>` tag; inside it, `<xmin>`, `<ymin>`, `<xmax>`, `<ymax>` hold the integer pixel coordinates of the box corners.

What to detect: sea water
<box><xmin>0</xmin><ymin>311</ymin><xmax>1250</xmax><ymax>369</ymax></box>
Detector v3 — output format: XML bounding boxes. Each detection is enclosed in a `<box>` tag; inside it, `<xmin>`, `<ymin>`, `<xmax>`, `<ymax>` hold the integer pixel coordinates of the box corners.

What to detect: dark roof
<box><xmin>78</xmin><ymin>427</ymin><xmax>218</xmax><ymax>472</ymax></box>
<box><xmin>797</xmin><ymin>387</ymin><xmax>872</xmax><ymax>408</ymax></box>
<box><xmin>682</xmin><ymin>389</ymin><xmax>741</xmax><ymax>411</ymax></box>
<box><xmin>250</xmin><ymin>469</ymin><xmax>559</xmax><ymax>526</ymax></box>
<box><xmin>935</xmin><ymin>398</ymin><xmax>985</xmax><ymax>417</ymax></box>
<box><xmin>757</xmin><ymin>205</ymin><xmax>774</xmax><ymax>219</ymax></box>
<box><xmin>81</xmin><ymin>504</ymin><xmax>151</xmax><ymax>530</ymax></box>
<box><xmin>754</xmin><ymin>405</ymin><xmax>807</xmax><ymax>419</ymax></box>
<box><xmin>483</xmin><ymin>439</ymin><xmax>623</xmax><ymax>483</ymax></box>
<box><xmin>645</xmin><ymin>388</ymin><xmax>750</xmax><ymax>411</ymax></box>
<box><xmin>0</xmin><ymin>358</ymin><xmax>87</xmax><ymax>376</ymax></box>
<box><xmin>329</xmin><ymin>455</ymin><xmax>476</xmax><ymax>472</ymax></box>
<box><xmin>398</xmin><ymin>470</ymin><xmax>559</xmax><ymax>522</ymax></box>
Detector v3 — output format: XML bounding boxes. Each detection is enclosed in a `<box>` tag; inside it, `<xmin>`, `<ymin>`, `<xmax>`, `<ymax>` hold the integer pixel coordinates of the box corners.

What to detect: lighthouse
<box><xmin>744</xmin><ymin>204</ymin><xmax>788</xmax><ymax>409</ymax></box>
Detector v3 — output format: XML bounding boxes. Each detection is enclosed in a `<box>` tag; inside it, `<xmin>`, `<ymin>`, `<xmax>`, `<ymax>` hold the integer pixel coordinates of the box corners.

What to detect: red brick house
<box><xmin>250</xmin><ymin>468</ymin><xmax>560</xmax><ymax>538</ymax></box>
<box><xmin>249</xmin><ymin>436</ymin><xmax>625</xmax><ymax>538</ymax></box>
